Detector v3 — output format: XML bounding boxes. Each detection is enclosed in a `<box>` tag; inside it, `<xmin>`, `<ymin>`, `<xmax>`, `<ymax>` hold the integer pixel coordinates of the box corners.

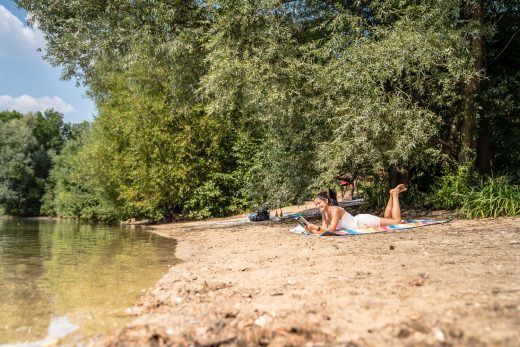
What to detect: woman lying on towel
<box><xmin>305</xmin><ymin>184</ymin><xmax>407</xmax><ymax>234</ymax></box>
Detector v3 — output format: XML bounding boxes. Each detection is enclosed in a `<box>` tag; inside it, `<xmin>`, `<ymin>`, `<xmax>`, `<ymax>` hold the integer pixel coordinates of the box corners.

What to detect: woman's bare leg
<box><xmin>380</xmin><ymin>184</ymin><xmax>407</xmax><ymax>225</ymax></box>
<box><xmin>383</xmin><ymin>193</ymin><xmax>393</xmax><ymax>218</ymax></box>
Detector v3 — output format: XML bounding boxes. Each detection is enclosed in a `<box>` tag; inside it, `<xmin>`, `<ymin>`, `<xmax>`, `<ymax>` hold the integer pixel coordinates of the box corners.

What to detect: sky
<box><xmin>0</xmin><ymin>0</ymin><xmax>96</xmax><ymax>124</ymax></box>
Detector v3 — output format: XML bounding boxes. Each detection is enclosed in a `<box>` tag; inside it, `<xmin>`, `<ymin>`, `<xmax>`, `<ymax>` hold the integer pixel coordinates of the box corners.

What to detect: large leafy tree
<box><xmin>86</xmin><ymin>55</ymin><xmax>241</xmax><ymax>219</ymax></box>
<box><xmin>40</xmin><ymin>122</ymin><xmax>124</xmax><ymax>220</ymax></box>
<box><xmin>16</xmin><ymin>0</ymin><xmax>520</xmax><ymax>218</ymax></box>
<box><xmin>303</xmin><ymin>1</ymin><xmax>478</xmax><ymax>184</ymax></box>
<box><xmin>20</xmin><ymin>0</ymin><xmax>250</xmax><ymax>219</ymax></box>
<box><xmin>31</xmin><ymin>110</ymin><xmax>67</xmax><ymax>190</ymax></box>
<box><xmin>0</xmin><ymin>118</ymin><xmax>38</xmax><ymax>215</ymax></box>
<box><xmin>202</xmin><ymin>0</ymin><xmax>329</xmax><ymax>207</ymax></box>
<box><xmin>0</xmin><ymin>110</ymin><xmax>69</xmax><ymax>216</ymax></box>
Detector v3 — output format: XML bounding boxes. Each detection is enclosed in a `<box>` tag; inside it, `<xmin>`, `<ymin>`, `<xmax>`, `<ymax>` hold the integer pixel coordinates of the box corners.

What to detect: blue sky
<box><xmin>0</xmin><ymin>0</ymin><xmax>96</xmax><ymax>123</ymax></box>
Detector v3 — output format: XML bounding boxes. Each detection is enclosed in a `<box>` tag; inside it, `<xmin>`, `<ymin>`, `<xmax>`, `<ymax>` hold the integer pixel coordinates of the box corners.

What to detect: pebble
<box><xmin>434</xmin><ymin>328</ymin><xmax>446</xmax><ymax>343</ymax></box>
<box><xmin>449</xmin><ymin>328</ymin><xmax>464</xmax><ymax>339</ymax></box>
<box><xmin>254</xmin><ymin>315</ymin><xmax>272</xmax><ymax>327</ymax></box>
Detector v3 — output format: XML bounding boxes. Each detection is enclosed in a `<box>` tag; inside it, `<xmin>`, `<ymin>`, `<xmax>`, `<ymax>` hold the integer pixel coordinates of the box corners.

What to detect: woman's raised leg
<box><xmin>380</xmin><ymin>184</ymin><xmax>407</xmax><ymax>225</ymax></box>
<box><xmin>383</xmin><ymin>193</ymin><xmax>393</xmax><ymax>218</ymax></box>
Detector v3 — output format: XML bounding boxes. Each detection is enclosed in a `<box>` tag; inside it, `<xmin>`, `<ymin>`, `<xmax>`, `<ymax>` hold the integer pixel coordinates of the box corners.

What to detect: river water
<box><xmin>0</xmin><ymin>219</ymin><xmax>178</xmax><ymax>346</ymax></box>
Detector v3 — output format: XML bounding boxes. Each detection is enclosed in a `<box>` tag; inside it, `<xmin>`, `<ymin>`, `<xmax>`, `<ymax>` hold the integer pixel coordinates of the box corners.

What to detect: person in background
<box><xmin>305</xmin><ymin>184</ymin><xmax>407</xmax><ymax>233</ymax></box>
<box><xmin>337</xmin><ymin>174</ymin><xmax>356</xmax><ymax>200</ymax></box>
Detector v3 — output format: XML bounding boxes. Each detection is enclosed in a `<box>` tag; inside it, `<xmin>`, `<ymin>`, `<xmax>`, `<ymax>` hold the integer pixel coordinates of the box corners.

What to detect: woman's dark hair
<box><xmin>315</xmin><ymin>190</ymin><xmax>339</xmax><ymax>206</ymax></box>
<box><xmin>328</xmin><ymin>188</ymin><xmax>339</xmax><ymax>206</ymax></box>
<box><xmin>315</xmin><ymin>191</ymin><xmax>330</xmax><ymax>202</ymax></box>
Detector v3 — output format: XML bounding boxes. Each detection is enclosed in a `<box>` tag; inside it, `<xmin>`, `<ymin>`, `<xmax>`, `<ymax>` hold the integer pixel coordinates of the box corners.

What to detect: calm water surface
<box><xmin>0</xmin><ymin>219</ymin><xmax>179</xmax><ymax>346</ymax></box>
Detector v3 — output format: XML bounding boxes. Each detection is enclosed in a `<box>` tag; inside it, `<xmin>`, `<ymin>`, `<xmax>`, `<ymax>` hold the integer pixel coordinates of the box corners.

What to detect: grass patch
<box><xmin>461</xmin><ymin>176</ymin><xmax>520</xmax><ymax>218</ymax></box>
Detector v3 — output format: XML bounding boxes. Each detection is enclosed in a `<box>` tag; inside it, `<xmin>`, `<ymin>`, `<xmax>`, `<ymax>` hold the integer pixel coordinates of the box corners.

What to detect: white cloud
<box><xmin>0</xmin><ymin>94</ymin><xmax>75</xmax><ymax>114</ymax></box>
<box><xmin>0</xmin><ymin>5</ymin><xmax>45</xmax><ymax>58</ymax></box>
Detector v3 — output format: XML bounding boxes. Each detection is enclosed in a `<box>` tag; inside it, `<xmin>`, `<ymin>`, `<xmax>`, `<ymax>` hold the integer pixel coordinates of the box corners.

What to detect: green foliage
<box><xmin>358</xmin><ymin>178</ymin><xmax>389</xmax><ymax>211</ymax></box>
<box><xmin>30</xmin><ymin>110</ymin><xmax>67</xmax><ymax>204</ymax></box>
<box><xmin>480</xmin><ymin>1</ymin><xmax>520</xmax><ymax>174</ymax></box>
<box><xmin>462</xmin><ymin>176</ymin><xmax>520</xmax><ymax>218</ymax></box>
<box><xmin>313</xmin><ymin>0</ymin><xmax>475</xmax><ymax>182</ymax></box>
<box><xmin>0</xmin><ymin>110</ymin><xmax>76</xmax><ymax>217</ymax></box>
<box><xmin>429</xmin><ymin>165</ymin><xmax>478</xmax><ymax>210</ymax></box>
<box><xmin>41</xmin><ymin>122</ymin><xmax>122</xmax><ymax>221</ymax></box>
<box><xmin>184</xmin><ymin>174</ymin><xmax>237</xmax><ymax>220</ymax></box>
<box><xmin>0</xmin><ymin>110</ymin><xmax>23</xmax><ymax>122</ymax></box>
<box><xmin>0</xmin><ymin>118</ymin><xmax>38</xmax><ymax>216</ymax></box>
<box><xmin>428</xmin><ymin>166</ymin><xmax>519</xmax><ymax>218</ymax></box>
<box><xmin>13</xmin><ymin>0</ymin><xmax>520</xmax><ymax>220</ymax></box>
<box><xmin>74</xmin><ymin>41</ymin><xmax>248</xmax><ymax>220</ymax></box>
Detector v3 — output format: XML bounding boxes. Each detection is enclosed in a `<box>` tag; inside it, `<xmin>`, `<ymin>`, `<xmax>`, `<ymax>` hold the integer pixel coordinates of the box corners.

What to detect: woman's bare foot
<box><xmin>396</xmin><ymin>184</ymin><xmax>407</xmax><ymax>193</ymax></box>
<box><xmin>390</xmin><ymin>184</ymin><xmax>408</xmax><ymax>194</ymax></box>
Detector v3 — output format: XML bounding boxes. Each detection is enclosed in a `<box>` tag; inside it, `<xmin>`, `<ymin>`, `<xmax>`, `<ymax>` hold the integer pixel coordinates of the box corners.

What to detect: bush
<box><xmin>429</xmin><ymin>165</ymin><xmax>519</xmax><ymax>218</ymax></box>
<box><xmin>359</xmin><ymin>179</ymin><xmax>389</xmax><ymax>210</ymax></box>
<box><xmin>359</xmin><ymin>178</ymin><xmax>429</xmax><ymax>211</ymax></box>
<box><xmin>462</xmin><ymin>176</ymin><xmax>520</xmax><ymax>218</ymax></box>
<box><xmin>429</xmin><ymin>165</ymin><xmax>478</xmax><ymax>210</ymax></box>
<box><xmin>184</xmin><ymin>173</ymin><xmax>246</xmax><ymax>220</ymax></box>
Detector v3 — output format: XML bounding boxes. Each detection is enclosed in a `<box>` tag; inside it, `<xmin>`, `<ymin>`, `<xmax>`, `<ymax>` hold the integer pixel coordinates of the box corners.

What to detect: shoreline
<box><xmin>99</xmin><ymin>208</ymin><xmax>519</xmax><ymax>346</ymax></box>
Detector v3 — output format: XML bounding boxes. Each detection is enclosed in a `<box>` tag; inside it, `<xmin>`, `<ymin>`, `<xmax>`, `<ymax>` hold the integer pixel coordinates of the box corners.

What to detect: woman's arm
<box><xmin>305</xmin><ymin>211</ymin><xmax>328</xmax><ymax>234</ymax></box>
<box><xmin>321</xmin><ymin>211</ymin><xmax>329</xmax><ymax>231</ymax></box>
<box><xmin>305</xmin><ymin>210</ymin><xmax>340</xmax><ymax>234</ymax></box>
<box><xmin>326</xmin><ymin>208</ymin><xmax>342</xmax><ymax>232</ymax></box>
<box><xmin>305</xmin><ymin>222</ymin><xmax>322</xmax><ymax>234</ymax></box>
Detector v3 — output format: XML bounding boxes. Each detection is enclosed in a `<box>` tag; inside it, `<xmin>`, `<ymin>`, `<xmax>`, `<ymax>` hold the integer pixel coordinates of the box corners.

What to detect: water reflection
<box><xmin>1</xmin><ymin>316</ymin><xmax>78</xmax><ymax>347</ymax></box>
<box><xmin>0</xmin><ymin>219</ymin><xmax>178</xmax><ymax>345</ymax></box>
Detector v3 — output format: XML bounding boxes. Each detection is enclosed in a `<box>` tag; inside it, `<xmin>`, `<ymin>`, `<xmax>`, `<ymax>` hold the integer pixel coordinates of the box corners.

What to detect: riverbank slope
<box><xmin>102</xmin><ymin>205</ymin><xmax>519</xmax><ymax>346</ymax></box>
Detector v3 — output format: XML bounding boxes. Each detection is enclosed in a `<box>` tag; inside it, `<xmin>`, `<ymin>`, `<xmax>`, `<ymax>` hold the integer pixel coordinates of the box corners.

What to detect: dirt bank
<box><xmin>101</xmin><ymin>204</ymin><xmax>519</xmax><ymax>346</ymax></box>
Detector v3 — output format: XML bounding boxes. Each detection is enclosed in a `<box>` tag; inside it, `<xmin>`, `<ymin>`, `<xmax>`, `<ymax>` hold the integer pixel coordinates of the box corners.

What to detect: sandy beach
<box><xmin>101</xmin><ymin>203</ymin><xmax>520</xmax><ymax>346</ymax></box>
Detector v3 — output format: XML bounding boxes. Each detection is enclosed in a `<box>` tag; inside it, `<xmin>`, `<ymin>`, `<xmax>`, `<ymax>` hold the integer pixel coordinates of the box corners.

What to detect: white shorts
<box><xmin>353</xmin><ymin>214</ymin><xmax>381</xmax><ymax>228</ymax></box>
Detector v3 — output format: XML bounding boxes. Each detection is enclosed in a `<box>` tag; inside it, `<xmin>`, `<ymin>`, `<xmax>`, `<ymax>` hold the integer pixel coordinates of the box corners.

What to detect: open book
<box><xmin>295</xmin><ymin>215</ymin><xmax>309</xmax><ymax>228</ymax></box>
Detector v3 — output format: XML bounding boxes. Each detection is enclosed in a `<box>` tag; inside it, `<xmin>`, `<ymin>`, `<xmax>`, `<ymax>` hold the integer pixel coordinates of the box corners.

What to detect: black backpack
<box><xmin>248</xmin><ymin>207</ymin><xmax>270</xmax><ymax>221</ymax></box>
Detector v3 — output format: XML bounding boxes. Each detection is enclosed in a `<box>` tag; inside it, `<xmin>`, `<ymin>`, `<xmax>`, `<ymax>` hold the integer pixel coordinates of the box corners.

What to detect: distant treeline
<box><xmin>0</xmin><ymin>110</ymin><xmax>87</xmax><ymax>216</ymax></box>
<box><xmin>2</xmin><ymin>0</ymin><xmax>519</xmax><ymax>220</ymax></box>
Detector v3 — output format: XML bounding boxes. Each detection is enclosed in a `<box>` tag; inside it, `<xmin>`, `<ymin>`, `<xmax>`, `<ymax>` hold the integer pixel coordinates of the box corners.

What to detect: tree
<box><xmin>41</xmin><ymin>122</ymin><xmax>123</xmax><ymax>220</ymax></box>
<box><xmin>17</xmin><ymin>0</ymin><xmax>520</xmax><ymax>218</ymax></box>
<box><xmin>0</xmin><ymin>110</ymin><xmax>70</xmax><ymax>216</ymax></box>
<box><xmin>478</xmin><ymin>0</ymin><xmax>520</xmax><ymax>175</ymax></box>
<box><xmin>0</xmin><ymin>110</ymin><xmax>23</xmax><ymax>122</ymax></box>
<box><xmin>0</xmin><ymin>118</ymin><xmax>38</xmax><ymax>216</ymax></box>
<box><xmin>201</xmin><ymin>0</ymin><xmax>328</xmax><ymax>207</ymax></box>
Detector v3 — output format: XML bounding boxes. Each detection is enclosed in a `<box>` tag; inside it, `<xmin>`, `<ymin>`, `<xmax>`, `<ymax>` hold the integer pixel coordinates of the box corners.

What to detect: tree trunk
<box><xmin>459</xmin><ymin>0</ymin><xmax>486</xmax><ymax>167</ymax></box>
<box><xmin>476</xmin><ymin>116</ymin><xmax>492</xmax><ymax>174</ymax></box>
